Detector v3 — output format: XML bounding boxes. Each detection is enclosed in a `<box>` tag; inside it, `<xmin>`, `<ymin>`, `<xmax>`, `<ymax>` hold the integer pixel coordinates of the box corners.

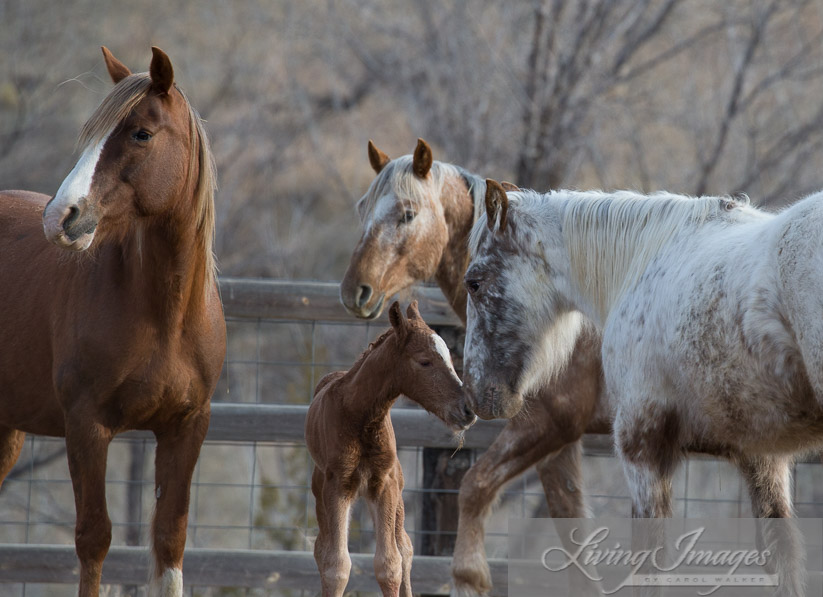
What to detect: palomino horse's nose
<box><xmin>355</xmin><ymin>284</ymin><xmax>373</xmax><ymax>309</ymax></box>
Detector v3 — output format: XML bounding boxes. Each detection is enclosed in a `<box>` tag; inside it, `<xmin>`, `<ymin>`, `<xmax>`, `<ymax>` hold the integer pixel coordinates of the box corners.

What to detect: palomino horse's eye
<box><xmin>398</xmin><ymin>210</ymin><xmax>415</xmax><ymax>226</ymax></box>
<box><xmin>132</xmin><ymin>130</ymin><xmax>153</xmax><ymax>142</ymax></box>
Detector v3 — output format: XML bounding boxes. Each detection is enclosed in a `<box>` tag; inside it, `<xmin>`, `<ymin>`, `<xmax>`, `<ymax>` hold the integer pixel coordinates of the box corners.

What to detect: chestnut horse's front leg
<box><xmin>150</xmin><ymin>406</ymin><xmax>210</xmax><ymax>597</ymax></box>
<box><xmin>64</xmin><ymin>415</ymin><xmax>114</xmax><ymax>597</ymax></box>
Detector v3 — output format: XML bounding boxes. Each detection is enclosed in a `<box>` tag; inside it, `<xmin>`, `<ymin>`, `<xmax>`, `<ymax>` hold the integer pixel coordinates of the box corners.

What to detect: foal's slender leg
<box><xmin>316</xmin><ymin>473</ymin><xmax>354</xmax><ymax>597</ymax></box>
<box><xmin>738</xmin><ymin>455</ymin><xmax>805</xmax><ymax>597</ymax></box>
<box><xmin>370</xmin><ymin>469</ymin><xmax>405</xmax><ymax>597</ymax></box>
<box><xmin>394</xmin><ymin>495</ymin><xmax>414</xmax><ymax>597</ymax></box>
<box><xmin>149</xmin><ymin>407</ymin><xmax>210</xmax><ymax>597</ymax></box>
<box><xmin>64</xmin><ymin>417</ymin><xmax>114</xmax><ymax>597</ymax></box>
<box><xmin>451</xmin><ymin>408</ymin><xmax>577</xmax><ymax>597</ymax></box>
<box><xmin>0</xmin><ymin>427</ymin><xmax>26</xmax><ymax>488</ymax></box>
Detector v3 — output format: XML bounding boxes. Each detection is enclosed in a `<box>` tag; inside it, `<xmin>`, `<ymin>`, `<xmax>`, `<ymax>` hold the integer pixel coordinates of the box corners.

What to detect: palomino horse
<box><xmin>306</xmin><ymin>301</ymin><xmax>476</xmax><ymax>597</ymax></box>
<box><xmin>463</xmin><ymin>180</ymin><xmax>818</xmax><ymax>595</ymax></box>
<box><xmin>340</xmin><ymin>139</ymin><xmax>609</xmax><ymax>597</ymax></box>
<box><xmin>0</xmin><ymin>48</ymin><xmax>225</xmax><ymax>596</ymax></box>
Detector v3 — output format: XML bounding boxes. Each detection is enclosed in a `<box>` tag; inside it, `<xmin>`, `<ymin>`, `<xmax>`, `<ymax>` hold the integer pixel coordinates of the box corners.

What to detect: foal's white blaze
<box><xmin>43</xmin><ymin>132</ymin><xmax>111</xmax><ymax>250</ymax></box>
<box><xmin>431</xmin><ymin>332</ymin><xmax>462</xmax><ymax>385</ymax></box>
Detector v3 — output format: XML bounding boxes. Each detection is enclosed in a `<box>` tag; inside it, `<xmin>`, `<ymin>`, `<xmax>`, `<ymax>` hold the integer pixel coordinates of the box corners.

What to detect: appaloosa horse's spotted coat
<box><xmin>464</xmin><ymin>179</ymin><xmax>817</xmax><ymax>595</ymax></box>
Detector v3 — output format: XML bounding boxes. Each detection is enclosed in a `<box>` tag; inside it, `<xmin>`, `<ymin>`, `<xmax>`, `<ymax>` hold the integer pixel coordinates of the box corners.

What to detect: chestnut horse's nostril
<box><xmin>63</xmin><ymin>205</ymin><xmax>80</xmax><ymax>230</ymax></box>
<box><xmin>356</xmin><ymin>284</ymin><xmax>373</xmax><ymax>309</ymax></box>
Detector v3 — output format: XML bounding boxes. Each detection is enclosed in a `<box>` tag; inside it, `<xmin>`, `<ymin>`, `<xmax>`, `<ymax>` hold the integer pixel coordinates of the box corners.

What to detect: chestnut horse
<box><xmin>340</xmin><ymin>139</ymin><xmax>609</xmax><ymax>597</ymax></box>
<box><xmin>306</xmin><ymin>301</ymin><xmax>476</xmax><ymax>597</ymax></box>
<box><xmin>0</xmin><ymin>47</ymin><xmax>225</xmax><ymax>596</ymax></box>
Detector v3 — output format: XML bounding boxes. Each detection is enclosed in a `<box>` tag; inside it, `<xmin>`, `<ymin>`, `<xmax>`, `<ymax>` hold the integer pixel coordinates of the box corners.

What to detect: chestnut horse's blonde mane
<box><xmin>78</xmin><ymin>73</ymin><xmax>217</xmax><ymax>290</ymax></box>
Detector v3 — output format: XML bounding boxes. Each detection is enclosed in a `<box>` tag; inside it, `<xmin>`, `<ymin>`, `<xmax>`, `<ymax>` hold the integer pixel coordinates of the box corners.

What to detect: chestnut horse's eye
<box><xmin>419</xmin><ymin>360</ymin><xmax>432</xmax><ymax>368</ymax></box>
<box><xmin>133</xmin><ymin>130</ymin><xmax>152</xmax><ymax>142</ymax></box>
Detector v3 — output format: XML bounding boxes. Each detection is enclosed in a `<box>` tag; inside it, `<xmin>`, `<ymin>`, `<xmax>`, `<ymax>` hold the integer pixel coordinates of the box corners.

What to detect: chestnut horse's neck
<box><xmin>113</xmin><ymin>209</ymin><xmax>213</xmax><ymax>330</ymax></box>
<box><xmin>434</xmin><ymin>167</ymin><xmax>485</xmax><ymax>324</ymax></box>
<box><xmin>338</xmin><ymin>329</ymin><xmax>406</xmax><ymax>427</ymax></box>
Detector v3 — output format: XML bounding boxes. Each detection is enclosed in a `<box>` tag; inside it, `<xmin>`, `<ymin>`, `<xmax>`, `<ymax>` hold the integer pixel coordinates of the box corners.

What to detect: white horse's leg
<box><xmin>615</xmin><ymin>406</ymin><xmax>679</xmax><ymax>518</ymax></box>
<box><xmin>738</xmin><ymin>455</ymin><xmax>805</xmax><ymax>597</ymax></box>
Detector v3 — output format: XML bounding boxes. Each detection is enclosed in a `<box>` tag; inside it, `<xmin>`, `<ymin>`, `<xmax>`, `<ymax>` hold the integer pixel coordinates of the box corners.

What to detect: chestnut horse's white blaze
<box><xmin>464</xmin><ymin>180</ymin><xmax>822</xmax><ymax>594</ymax></box>
<box><xmin>43</xmin><ymin>132</ymin><xmax>112</xmax><ymax>250</ymax></box>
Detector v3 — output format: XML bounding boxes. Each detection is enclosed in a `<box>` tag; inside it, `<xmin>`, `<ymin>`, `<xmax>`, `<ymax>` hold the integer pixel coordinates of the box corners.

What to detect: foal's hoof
<box><xmin>451</xmin><ymin>561</ymin><xmax>492</xmax><ymax>597</ymax></box>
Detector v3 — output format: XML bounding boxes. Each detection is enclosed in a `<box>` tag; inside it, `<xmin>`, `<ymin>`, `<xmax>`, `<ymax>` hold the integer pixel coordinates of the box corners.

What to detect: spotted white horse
<box><xmin>462</xmin><ymin>180</ymin><xmax>821</xmax><ymax>596</ymax></box>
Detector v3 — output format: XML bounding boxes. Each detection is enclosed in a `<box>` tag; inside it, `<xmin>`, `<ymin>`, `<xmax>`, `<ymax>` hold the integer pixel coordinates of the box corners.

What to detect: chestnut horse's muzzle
<box><xmin>43</xmin><ymin>196</ymin><xmax>98</xmax><ymax>251</ymax></box>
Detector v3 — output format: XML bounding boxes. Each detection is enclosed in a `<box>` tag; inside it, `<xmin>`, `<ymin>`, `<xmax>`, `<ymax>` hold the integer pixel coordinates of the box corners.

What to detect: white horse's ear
<box><xmin>101</xmin><ymin>47</ymin><xmax>131</xmax><ymax>84</ymax></box>
<box><xmin>501</xmin><ymin>181</ymin><xmax>520</xmax><ymax>192</ymax></box>
<box><xmin>368</xmin><ymin>140</ymin><xmax>390</xmax><ymax>174</ymax></box>
<box><xmin>485</xmin><ymin>179</ymin><xmax>508</xmax><ymax>233</ymax></box>
<box><xmin>388</xmin><ymin>301</ymin><xmax>409</xmax><ymax>344</ymax></box>
<box><xmin>412</xmin><ymin>138</ymin><xmax>433</xmax><ymax>179</ymax></box>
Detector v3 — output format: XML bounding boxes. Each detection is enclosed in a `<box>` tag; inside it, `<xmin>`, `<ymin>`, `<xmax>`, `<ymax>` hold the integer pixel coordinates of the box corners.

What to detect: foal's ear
<box><xmin>149</xmin><ymin>46</ymin><xmax>175</xmax><ymax>95</ymax></box>
<box><xmin>368</xmin><ymin>140</ymin><xmax>391</xmax><ymax>174</ymax></box>
<box><xmin>101</xmin><ymin>47</ymin><xmax>132</xmax><ymax>84</ymax></box>
<box><xmin>412</xmin><ymin>138</ymin><xmax>433</xmax><ymax>179</ymax></box>
<box><xmin>406</xmin><ymin>300</ymin><xmax>422</xmax><ymax>321</ymax></box>
<box><xmin>388</xmin><ymin>301</ymin><xmax>409</xmax><ymax>344</ymax></box>
<box><xmin>501</xmin><ymin>181</ymin><xmax>521</xmax><ymax>192</ymax></box>
<box><xmin>485</xmin><ymin>179</ymin><xmax>509</xmax><ymax>233</ymax></box>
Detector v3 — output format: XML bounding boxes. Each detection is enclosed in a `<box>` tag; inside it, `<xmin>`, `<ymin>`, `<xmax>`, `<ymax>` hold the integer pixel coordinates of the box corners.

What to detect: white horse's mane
<box><xmin>471</xmin><ymin>188</ymin><xmax>748</xmax><ymax>320</ymax></box>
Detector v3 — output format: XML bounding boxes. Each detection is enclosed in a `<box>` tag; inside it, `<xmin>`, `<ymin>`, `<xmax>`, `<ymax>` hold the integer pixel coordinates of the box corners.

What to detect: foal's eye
<box><xmin>398</xmin><ymin>210</ymin><xmax>416</xmax><ymax>226</ymax></box>
<box><xmin>132</xmin><ymin>130</ymin><xmax>152</xmax><ymax>142</ymax></box>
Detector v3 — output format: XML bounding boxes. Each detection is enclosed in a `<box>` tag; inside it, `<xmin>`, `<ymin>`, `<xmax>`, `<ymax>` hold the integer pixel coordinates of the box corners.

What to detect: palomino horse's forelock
<box><xmin>356</xmin><ymin>157</ymin><xmax>464</xmax><ymax>225</ymax></box>
<box><xmin>78</xmin><ymin>73</ymin><xmax>217</xmax><ymax>292</ymax></box>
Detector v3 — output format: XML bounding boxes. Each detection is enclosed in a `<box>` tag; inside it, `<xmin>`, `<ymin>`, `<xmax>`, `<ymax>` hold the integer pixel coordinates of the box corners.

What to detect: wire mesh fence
<box><xmin>2</xmin><ymin>279</ymin><xmax>823</xmax><ymax>597</ymax></box>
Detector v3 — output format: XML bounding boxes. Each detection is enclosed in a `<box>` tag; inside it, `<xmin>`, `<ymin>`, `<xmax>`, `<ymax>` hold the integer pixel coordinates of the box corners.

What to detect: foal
<box><xmin>306</xmin><ymin>301</ymin><xmax>475</xmax><ymax>597</ymax></box>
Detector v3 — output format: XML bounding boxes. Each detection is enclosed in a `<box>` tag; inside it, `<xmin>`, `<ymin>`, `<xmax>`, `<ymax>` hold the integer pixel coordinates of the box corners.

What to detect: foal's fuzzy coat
<box><xmin>306</xmin><ymin>301</ymin><xmax>475</xmax><ymax>597</ymax></box>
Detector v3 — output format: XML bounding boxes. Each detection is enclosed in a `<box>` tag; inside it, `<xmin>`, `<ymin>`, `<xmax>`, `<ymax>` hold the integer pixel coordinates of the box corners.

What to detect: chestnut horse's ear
<box><xmin>149</xmin><ymin>46</ymin><xmax>175</xmax><ymax>95</ymax></box>
<box><xmin>412</xmin><ymin>138</ymin><xmax>433</xmax><ymax>179</ymax></box>
<box><xmin>388</xmin><ymin>301</ymin><xmax>409</xmax><ymax>344</ymax></box>
<box><xmin>101</xmin><ymin>47</ymin><xmax>131</xmax><ymax>84</ymax></box>
<box><xmin>485</xmin><ymin>179</ymin><xmax>509</xmax><ymax>233</ymax></box>
<box><xmin>406</xmin><ymin>300</ymin><xmax>421</xmax><ymax>321</ymax></box>
<box><xmin>501</xmin><ymin>181</ymin><xmax>521</xmax><ymax>192</ymax></box>
<box><xmin>368</xmin><ymin>140</ymin><xmax>390</xmax><ymax>174</ymax></box>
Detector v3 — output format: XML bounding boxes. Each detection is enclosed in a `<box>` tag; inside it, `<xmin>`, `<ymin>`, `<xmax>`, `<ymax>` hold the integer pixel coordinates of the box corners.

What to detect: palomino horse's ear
<box><xmin>368</xmin><ymin>140</ymin><xmax>391</xmax><ymax>174</ymax></box>
<box><xmin>412</xmin><ymin>138</ymin><xmax>433</xmax><ymax>179</ymax></box>
<box><xmin>388</xmin><ymin>301</ymin><xmax>409</xmax><ymax>344</ymax></box>
<box><xmin>501</xmin><ymin>181</ymin><xmax>521</xmax><ymax>192</ymax></box>
<box><xmin>149</xmin><ymin>46</ymin><xmax>175</xmax><ymax>95</ymax></box>
<box><xmin>406</xmin><ymin>300</ymin><xmax>421</xmax><ymax>321</ymax></box>
<box><xmin>101</xmin><ymin>47</ymin><xmax>132</xmax><ymax>84</ymax></box>
<box><xmin>485</xmin><ymin>179</ymin><xmax>509</xmax><ymax>233</ymax></box>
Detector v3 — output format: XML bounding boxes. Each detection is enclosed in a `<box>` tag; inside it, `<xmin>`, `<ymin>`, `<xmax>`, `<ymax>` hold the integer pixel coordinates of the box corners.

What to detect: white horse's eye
<box><xmin>466</xmin><ymin>279</ymin><xmax>481</xmax><ymax>295</ymax></box>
